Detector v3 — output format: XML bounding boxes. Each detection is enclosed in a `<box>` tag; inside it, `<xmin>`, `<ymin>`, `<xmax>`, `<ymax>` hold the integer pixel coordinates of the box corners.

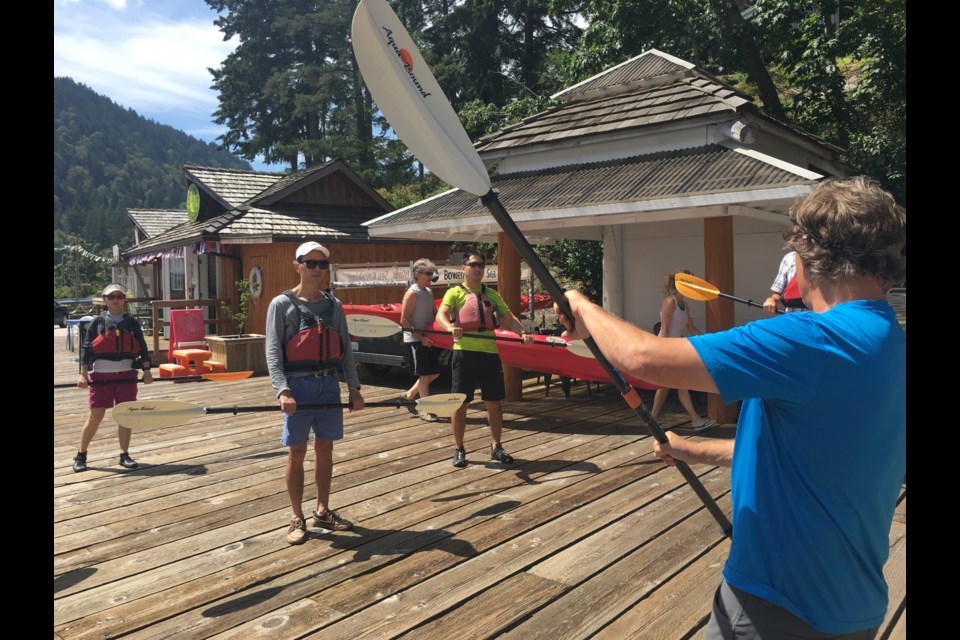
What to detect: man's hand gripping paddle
<box><xmin>351</xmin><ymin>0</ymin><xmax>731</xmax><ymax>538</ymax></box>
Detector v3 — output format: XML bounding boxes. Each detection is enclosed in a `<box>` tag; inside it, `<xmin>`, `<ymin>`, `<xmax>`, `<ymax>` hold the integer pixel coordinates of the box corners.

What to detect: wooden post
<box><xmin>602</xmin><ymin>225</ymin><xmax>623</xmax><ymax>317</ymax></box>
<box><xmin>497</xmin><ymin>232</ymin><xmax>523</xmax><ymax>401</ymax></box>
<box><xmin>704</xmin><ymin>215</ymin><xmax>740</xmax><ymax>424</ymax></box>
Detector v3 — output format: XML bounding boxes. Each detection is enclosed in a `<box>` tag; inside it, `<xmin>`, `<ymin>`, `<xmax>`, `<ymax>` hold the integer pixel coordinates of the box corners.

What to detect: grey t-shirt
<box><xmin>265</xmin><ymin>291</ymin><xmax>360</xmax><ymax>397</ymax></box>
<box><xmin>403</xmin><ymin>283</ymin><xmax>437</xmax><ymax>343</ymax></box>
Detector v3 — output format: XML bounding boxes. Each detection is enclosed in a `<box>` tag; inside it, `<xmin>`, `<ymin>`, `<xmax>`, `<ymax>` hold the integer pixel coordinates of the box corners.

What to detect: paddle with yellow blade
<box><xmin>352</xmin><ymin>0</ymin><xmax>731</xmax><ymax>537</ymax></box>
<box><xmin>53</xmin><ymin>371</ymin><xmax>254</xmax><ymax>389</ymax></box>
<box><xmin>113</xmin><ymin>393</ymin><xmax>468</xmax><ymax>429</ymax></box>
<box><xmin>345</xmin><ymin>314</ymin><xmax>596</xmax><ymax>359</ymax></box>
<box><xmin>674</xmin><ymin>272</ymin><xmax>783</xmax><ymax>314</ymax></box>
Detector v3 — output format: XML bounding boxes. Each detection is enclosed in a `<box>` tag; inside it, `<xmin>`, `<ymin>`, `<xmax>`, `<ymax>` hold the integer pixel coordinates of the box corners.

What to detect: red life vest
<box><xmin>90</xmin><ymin>312</ymin><xmax>140</xmax><ymax>361</ymax></box>
<box><xmin>282</xmin><ymin>291</ymin><xmax>345</xmax><ymax>372</ymax></box>
<box><xmin>782</xmin><ymin>276</ymin><xmax>807</xmax><ymax>309</ymax></box>
<box><xmin>456</xmin><ymin>284</ymin><xmax>498</xmax><ymax>332</ymax></box>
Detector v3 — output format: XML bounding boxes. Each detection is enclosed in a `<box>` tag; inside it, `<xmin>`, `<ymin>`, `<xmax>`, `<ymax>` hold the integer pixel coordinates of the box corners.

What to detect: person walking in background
<box><xmin>556</xmin><ymin>177</ymin><xmax>905</xmax><ymax>639</ymax></box>
<box><xmin>435</xmin><ymin>250</ymin><xmax>533</xmax><ymax>468</ymax></box>
<box><xmin>72</xmin><ymin>284</ymin><xmax>152</xmax><ymax>473</ymax></box>
<box><xmin>763</xmin><ymin>251</ymin><xmax>808</xmax><ymax>313</ymax></box>
<box><xmin>649</xmin><ymin>270</ymin><xmax>715</xmax><ymax>431</ymax></box>
<box><xmin>399</xmin><ymin>258</ymin><xmax>444</xmax><ymax>422</ymax></box>
<box><xmin>266</xmin><ymin>241</ymin><xmax>364</xmax><ymax>545</ymax></box>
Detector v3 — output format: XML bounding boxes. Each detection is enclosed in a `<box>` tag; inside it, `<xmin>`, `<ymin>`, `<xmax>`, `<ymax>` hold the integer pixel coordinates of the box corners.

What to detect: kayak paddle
<box><xmin>53</xmin><ymin>371</ymin><xmax>254</xmax><ymax>389</ymax></box>
<box><xmin>674</xmin><ymin>272</ymin><xmax>783</xmax><ymax>314</ymax></box>
<box><xmin>344</xmin><ymin>314</ymin><xmax>595</xmax><ymax>359</ymax></box>
<box><xmin>112</xmin><ymin>393</ymin><xmax>468</xmax><ymax>429</ymax></box>
<box><xmin>352</xmin><ymin>0</ymin><xmax>731</xmax><ymax>538</ymax></box>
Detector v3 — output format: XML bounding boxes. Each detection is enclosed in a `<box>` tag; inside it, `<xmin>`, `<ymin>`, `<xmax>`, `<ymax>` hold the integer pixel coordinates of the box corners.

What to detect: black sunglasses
<box><xmin>299</xmin><ymin>259</ymin><xmax>330</xmax><ymax>270</ymax></box>
<box><xmin>105</xmin><ymin>293</ymin><xmax>126</xmax><ymax>300</ymax></box>
<box><xmin>465</xmin><ymin>261</ymin><xmax>486</xmax><ymax>269</ymax></box>
<box><xmin>418</xmin><ymin>270</ymin><xmax>434</xmax><ymax>276</ymax></box>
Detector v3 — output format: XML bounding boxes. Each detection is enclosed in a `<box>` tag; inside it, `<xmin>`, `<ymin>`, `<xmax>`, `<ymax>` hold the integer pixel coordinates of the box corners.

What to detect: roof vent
<box><xmin>722</xmin><ymin>118</ymin><xmax>757</xmax><ymax>144</ymax></box>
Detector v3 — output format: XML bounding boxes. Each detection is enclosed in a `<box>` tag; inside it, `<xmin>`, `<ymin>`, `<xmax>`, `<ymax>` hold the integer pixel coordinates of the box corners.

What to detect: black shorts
<box><xmin>451</xmin><ymin>350</ymin><xmax>504</xmax><ymax>402</ymax></box>
<box><xmin>406</xmin><ymin>342</ymin><xmax>442</xmax><ymax>376</ymax></box>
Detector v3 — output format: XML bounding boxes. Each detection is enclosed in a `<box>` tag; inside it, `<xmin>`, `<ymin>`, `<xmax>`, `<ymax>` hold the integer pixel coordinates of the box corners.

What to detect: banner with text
<box><xmin>332</xmin><ymin>264</ymin><xmax>410</xmax><ymax>288</ymax></box>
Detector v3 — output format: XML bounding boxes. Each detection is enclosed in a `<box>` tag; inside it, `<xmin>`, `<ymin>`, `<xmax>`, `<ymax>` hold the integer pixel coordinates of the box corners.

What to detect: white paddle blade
<box><xmin>352</xmin><ymin>0</ymin><xmax>491</xmax><ymax>196</ymax></box>
<box><xmin>346</xmin><ymin>314</ymin><xmax>403</xmax><ymax>338</ymax></box>
<box><xmin>542</xmin><ymin>335</ymin><xmax>595</xmax><ymax>359</ymax></box>
<box><xmin>113</xmin><ymin>401</ymin><xmax>205</xmax><ymax>429</ymax></box>
<box><xmin>565</xmin><ymin>340</ymin><xmax>596</xmax><ymax>359</ymax></box>
<box><xmin>415</xmin><ymin>392</ymin><xmax>467</xmax><ymax>417</ymax></box>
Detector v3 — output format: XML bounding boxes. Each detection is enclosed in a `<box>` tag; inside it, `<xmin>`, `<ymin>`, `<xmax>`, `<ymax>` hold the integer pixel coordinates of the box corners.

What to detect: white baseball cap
<box><xmin>295</xmin><ymin>241</ymin><xmax>330</xmax><ymax>260</ymax></box>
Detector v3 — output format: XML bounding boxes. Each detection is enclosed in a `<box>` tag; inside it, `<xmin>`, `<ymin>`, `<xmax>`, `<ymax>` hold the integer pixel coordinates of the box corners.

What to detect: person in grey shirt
<box><xmin>399</xmin><ymin>258</ymin><xmax>444</xmax><ymax>422</ymax></box>
<box><xmin>265</xmin><ymin>241</ymin><xmax>364</xmax><ymax>545</ymax></box>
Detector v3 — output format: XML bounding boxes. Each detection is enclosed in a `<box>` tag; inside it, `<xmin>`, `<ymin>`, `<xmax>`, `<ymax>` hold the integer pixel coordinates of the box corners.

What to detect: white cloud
<box><xmin>53</xmin><ymin>1</ymin><xmax>235</xmax><ymax>138</ymax></box>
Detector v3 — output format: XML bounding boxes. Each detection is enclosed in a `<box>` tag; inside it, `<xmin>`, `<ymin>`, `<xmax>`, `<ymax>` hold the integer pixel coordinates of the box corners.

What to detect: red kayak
<box><xmin>424</xmin><ymin>324</ymin><xmax>657</xmax><ymax>390</ymax></box>
<box><xmin>341</xmin><ymin>300</ymin><xmax>440</xmax><ymax>325</ymax></box>
<box><xmin>343</xmin><ymin>294</ymin><xmax>550</xmax><ymax>324</ymax></box>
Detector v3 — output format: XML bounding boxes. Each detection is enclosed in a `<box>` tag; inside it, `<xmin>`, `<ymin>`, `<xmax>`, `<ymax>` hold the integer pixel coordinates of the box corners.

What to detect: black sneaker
<box><xmin>119</xmin><ymin>452</ymin><xmax>139</xmax><ymax>469</ymax></box>
<box><xmin>490</xmin><ymin>445</ymin><xmax>514</xmax><ymax>465</ymax></box>
<box><xmin>452</xmin><ymin>447</ymin><xmax>467</xmax><ymax>468</ymax></box>
<box><xmin>72</xmin><ymin>452</ymin><xmax>87</xmax><ymax>473</ymax></box>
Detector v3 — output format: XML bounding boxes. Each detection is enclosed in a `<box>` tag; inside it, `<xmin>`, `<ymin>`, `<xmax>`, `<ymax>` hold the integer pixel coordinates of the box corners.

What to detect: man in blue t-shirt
<box><xmin>556</xmin><ymin>177</ymin><xmax>905</xmax><ymax>639</ymax></box>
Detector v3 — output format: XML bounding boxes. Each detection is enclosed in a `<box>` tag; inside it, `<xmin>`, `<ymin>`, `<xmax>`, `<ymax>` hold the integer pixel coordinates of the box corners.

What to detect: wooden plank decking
<box><xmin>53</xmin><ymin>327</ymin><xmax>906</xmax><ymax>639</ymax></box>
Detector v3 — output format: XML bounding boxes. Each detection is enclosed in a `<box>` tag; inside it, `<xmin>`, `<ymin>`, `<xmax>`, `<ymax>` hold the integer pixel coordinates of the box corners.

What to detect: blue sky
<box><xmin>53</xmin><ymin>0</ymin><xmax>287</xmax><ymax>172</ymax></box>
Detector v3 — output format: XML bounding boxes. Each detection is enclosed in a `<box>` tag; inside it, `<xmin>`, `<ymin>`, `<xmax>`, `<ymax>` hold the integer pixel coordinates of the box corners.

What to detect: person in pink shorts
<box><xmin>72</xmin><ymin>284</ymin><xmax>152</xmax><ymax>472</ymax></box>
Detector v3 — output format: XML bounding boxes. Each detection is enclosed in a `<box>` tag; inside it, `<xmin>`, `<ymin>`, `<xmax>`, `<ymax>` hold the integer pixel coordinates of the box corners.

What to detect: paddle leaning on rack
<box><xmin>112</xmin><ymin>393</ymin><xmax>468</xmax><ymax>429</ymax></box>
<box><xmin>674</xmin><ymin>272</ymin><xmax>783</xmax><ymax>314</ymax></box>
<box><xmin>345</xmin><ymin>314</ymin><xmax>595</xmax><ymax>359</ymax></box>
<box><xmin>52</xmin><ymin>371</ymin><xmax>254</xmax><ymax>389</ymax></box>
<box><xmin>352</xmin><ymin>0</ymin><xmax>731</xmax><ymax>538</ymax></box>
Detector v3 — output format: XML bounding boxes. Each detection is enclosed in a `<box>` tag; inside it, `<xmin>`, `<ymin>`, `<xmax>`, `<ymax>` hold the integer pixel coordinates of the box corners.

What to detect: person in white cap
<box><xmin>72</xmin><ymin>284</ymin><xmax>153</xmax><ymax>473</ymax></box>
<box><xmin>265</xmin><ymin>241</ymin><xmax>364</xmax><ymax>545</ymax></box>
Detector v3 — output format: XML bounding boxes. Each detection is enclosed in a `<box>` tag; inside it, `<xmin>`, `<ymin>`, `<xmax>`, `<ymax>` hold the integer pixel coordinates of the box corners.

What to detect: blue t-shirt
<box><xmin>689</xmin><ymin>300</ymin><xmax>905</xmax><ymax>634</ymax></box>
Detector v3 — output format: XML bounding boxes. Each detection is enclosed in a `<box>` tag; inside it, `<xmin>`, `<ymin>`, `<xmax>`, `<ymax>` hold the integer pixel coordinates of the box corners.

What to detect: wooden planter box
<box><xmin>206</xmin><ymin>334</ymin><xmax>268</xmax><ymax>376</ymax></box>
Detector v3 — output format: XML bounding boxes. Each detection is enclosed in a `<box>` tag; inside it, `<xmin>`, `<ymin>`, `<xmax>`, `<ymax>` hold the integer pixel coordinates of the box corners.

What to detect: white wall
<box><xmin>613</xmin><ymin>215</ymin><xmax>793</xmax><ymax>335</ymax></box>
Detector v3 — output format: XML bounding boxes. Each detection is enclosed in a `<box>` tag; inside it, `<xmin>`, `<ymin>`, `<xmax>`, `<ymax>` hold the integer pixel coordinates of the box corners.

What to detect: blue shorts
<box><xmin>281</xmin><ymin>375</ymin><xmax>344</xmax><ymax>447</ymax></box>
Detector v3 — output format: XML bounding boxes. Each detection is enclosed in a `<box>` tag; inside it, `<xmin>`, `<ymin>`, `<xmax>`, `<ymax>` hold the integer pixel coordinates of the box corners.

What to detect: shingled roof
<box><xmin>475</xmin><ymin>49</ymin><xmax>838</xmax><ymax>156</ymax></box>
<box><xmin>367</xmin><ymin>144</ymin><xmax>819</xmax><ymax>238</ymax></box>
<box><xmin>127</xmin><ymin>209</ymin><xmax>189</xmax><ymax>239</ymax></box>
<box><xmin>124</xmin><ymin>161</ymin><xmax>393</xmax><ymax>258</ymax></box>
<box><xmin>183</xmin><ymin>166</ymin><xmax>286</xmax><ymax>209</ymax></box>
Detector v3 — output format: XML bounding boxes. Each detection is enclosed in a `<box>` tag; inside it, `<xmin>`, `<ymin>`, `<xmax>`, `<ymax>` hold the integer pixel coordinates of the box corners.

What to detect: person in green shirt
<box><xmin>435</xmin><ymin>250</ymin><xmax>533</xmax><ymax>468</ymax></box>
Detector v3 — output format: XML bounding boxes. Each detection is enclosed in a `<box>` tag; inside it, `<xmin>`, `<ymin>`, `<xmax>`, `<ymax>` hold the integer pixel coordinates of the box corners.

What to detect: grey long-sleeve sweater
<box><xmin>265</xmin><ymin>291</ymin><xmax>360</xmax><ymax>397</ymax></box>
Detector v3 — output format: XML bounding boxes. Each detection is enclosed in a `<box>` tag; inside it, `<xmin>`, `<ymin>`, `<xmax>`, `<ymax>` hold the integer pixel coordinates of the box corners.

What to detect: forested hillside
<box><xmin>53</xmin><ymin>76</ymin><xmax>251</xmax><ymax>252</ymax></box>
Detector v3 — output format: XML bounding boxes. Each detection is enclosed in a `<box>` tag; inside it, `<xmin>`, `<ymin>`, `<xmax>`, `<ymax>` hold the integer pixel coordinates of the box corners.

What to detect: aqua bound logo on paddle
<box><xmin>382</xmin><ymin>27</ymin><xmax>431</xmax><ymax>99</ymax></box>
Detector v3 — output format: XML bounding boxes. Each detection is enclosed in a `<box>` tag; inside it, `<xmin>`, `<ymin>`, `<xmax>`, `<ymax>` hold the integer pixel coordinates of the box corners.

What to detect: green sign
<box><xmin>186</xmin><ymin>184</ymin><xmax>200</xmax><ymax>221</ymax></box>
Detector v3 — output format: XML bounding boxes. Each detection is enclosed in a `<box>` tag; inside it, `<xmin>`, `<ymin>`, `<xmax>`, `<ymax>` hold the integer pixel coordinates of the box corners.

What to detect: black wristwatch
<box><xmin>352</xmin><ymin>386</ymin><xmax>362</xmax><ymax>391</ymax></box>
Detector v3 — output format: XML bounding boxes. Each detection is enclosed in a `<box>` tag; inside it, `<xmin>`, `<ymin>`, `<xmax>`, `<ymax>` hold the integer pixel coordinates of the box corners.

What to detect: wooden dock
<box><xmin>53</xmin><ymin>327</ymin><xmax>906</xmax><ymax>639</ymax></box>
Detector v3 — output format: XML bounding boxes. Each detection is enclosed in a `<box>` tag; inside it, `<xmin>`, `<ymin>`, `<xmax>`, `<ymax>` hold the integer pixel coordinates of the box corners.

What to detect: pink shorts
<box><xmin>88</xmin><ymin>370</ymin><xmax>139</xmax><ymax>409</ymax></box>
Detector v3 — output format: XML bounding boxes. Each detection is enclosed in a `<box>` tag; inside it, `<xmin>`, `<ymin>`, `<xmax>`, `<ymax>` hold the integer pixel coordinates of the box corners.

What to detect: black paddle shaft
<box><xmin>201</xmin><ymin>401</ymin><xmax>417</xmax><ymax>415</ymax></box>
<box><xmin>720</xmin><ymin>291</ymin><xmax>783</xmax><ymax>313</ymax></box>
<box><xmin>480</xmin><ymin>190</ymin><xmax>733</xmax><ymax>538</ymax></box>
<box><xmin>53</xmin><ymin>376</ymin><xmax>205</xmax><ymax>389</ymax></box>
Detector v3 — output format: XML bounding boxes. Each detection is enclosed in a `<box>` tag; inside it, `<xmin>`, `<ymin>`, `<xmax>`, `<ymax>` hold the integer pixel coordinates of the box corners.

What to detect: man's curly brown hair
<box><xmin>784</xmin><ymin>177</ymin><xmax>906</xmax><ymax>288</ymax></box>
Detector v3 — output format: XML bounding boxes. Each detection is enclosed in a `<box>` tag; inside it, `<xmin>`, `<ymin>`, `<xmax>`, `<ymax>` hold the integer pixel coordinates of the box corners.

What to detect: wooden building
<box><xmin>120</xmin><ymin>161</ymin><xmax>450</xmax><ymax>336</ymax></box>
<box><xmin>365</xmin><ymin>49</ymin><xmax>851</xmax><ymax>422</ymax></box>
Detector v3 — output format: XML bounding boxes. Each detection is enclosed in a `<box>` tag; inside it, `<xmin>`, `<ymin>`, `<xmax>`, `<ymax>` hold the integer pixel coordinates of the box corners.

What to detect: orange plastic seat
<box><xmin>159</xmin><ymin>363</ymin><xmax>188</xmax><ymax>378</ymax></box>
<box><xmin>203</xmin><ymin>360</ymin><xmax>226</xmax><ymax>373</ymax></box>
